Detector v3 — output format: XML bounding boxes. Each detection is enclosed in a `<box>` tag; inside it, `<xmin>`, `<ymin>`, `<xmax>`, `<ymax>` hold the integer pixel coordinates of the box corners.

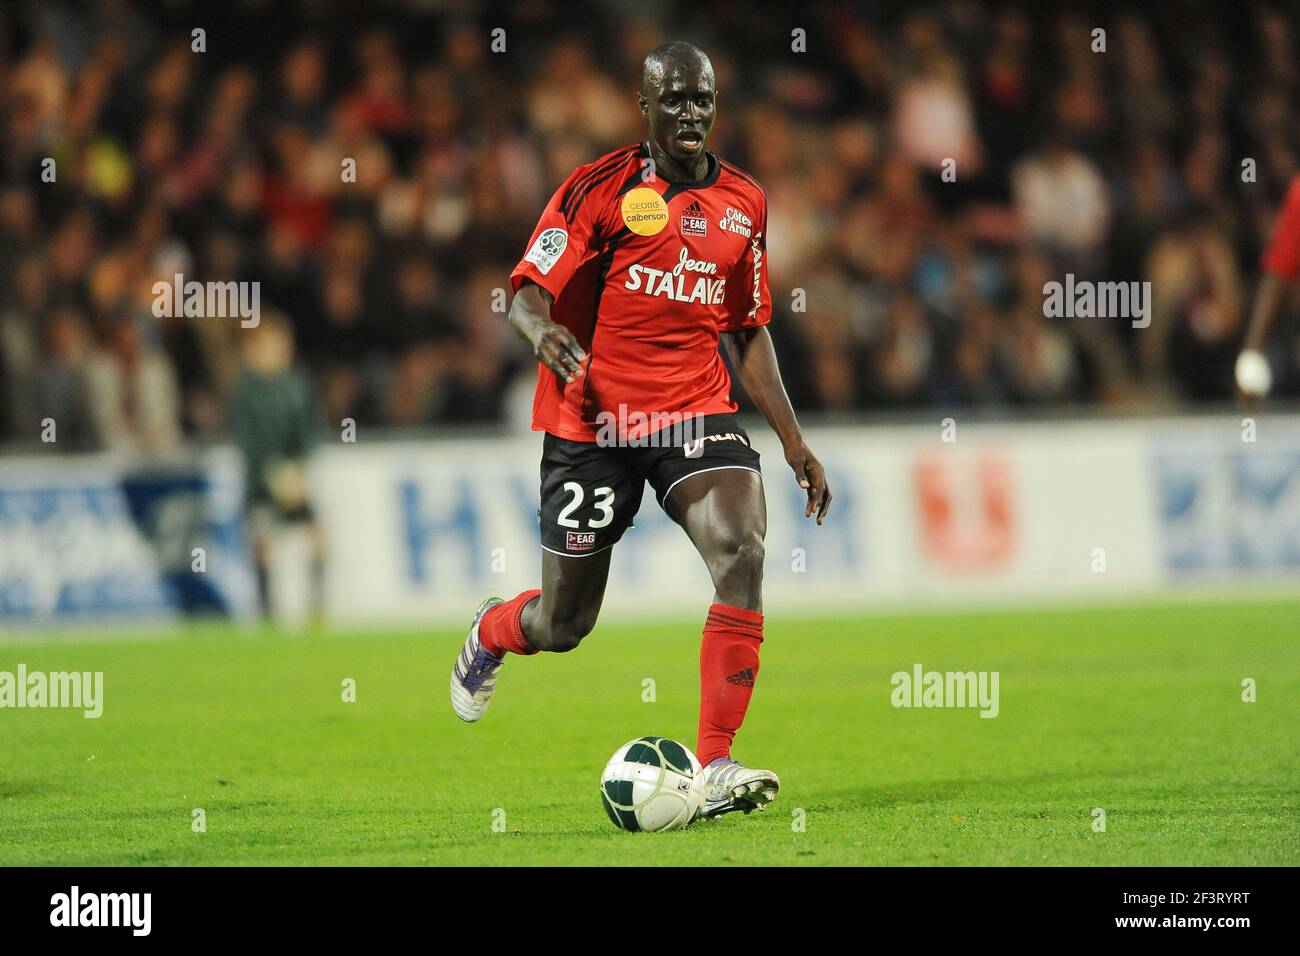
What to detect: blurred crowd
<box><xmin>2</xmin><ymin>0</ymin><xmax>1300</xmax><ymax>453</ymax></box>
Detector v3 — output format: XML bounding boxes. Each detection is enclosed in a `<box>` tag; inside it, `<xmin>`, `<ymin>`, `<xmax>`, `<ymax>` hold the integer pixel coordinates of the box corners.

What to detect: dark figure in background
<box><xmin>229</xmin><ymin>313</ymin><xmax>326</xmax><ymax>623</ymax></box>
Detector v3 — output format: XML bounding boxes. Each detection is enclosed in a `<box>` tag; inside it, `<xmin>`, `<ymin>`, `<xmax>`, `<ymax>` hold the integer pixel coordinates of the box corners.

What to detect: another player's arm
<box><xmin>1237</xmin><ymin>274</ymin><xmax>1286</xmax><ymax>406</ymax></box>
<box><xmin>1243</xmin><ymin>273</ymin><xmax>1287</xmax><ymax>352</ymax></box>
<box><xmin>721</xmin><ymin>326</ymin><xmax>831</xmax><ymax>524</ymax></box>
<box><xmin>509</xmin><ymin>280</ymin><xmax>587</xmax><ymax>385</ymax></box>
<box><xmin>1238</xmin><ymin>177</ymin><xmax>1300</xmax><ymax>403</ymax></box>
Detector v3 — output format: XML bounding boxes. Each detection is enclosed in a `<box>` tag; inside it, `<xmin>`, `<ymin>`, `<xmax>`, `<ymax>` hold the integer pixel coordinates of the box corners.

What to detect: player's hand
<box><xmin>1234</xmin><ymin>348</ymin><xmax>1271</xmax><ymax>412</ymax></box>
<box><xmin>786</xmin><ymin>440</ymin><xmax>831</xmax><ymax>525</ymax></box>
<box><xmin>529</xmin><ymin>321</ymin><xmax>587</xmax><ymax>385</ymax></box>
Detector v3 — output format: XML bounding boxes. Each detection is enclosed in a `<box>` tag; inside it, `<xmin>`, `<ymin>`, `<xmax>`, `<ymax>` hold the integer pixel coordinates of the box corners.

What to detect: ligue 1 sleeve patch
<box><xmin>525</xmin><ymin>227</ymin><xmax>568</xmax><ymax>274</ymax></box>
<box><xmin>621</xmin><ymin>187</ymin><xmax>669</xmax><ymax>236</ymax></box>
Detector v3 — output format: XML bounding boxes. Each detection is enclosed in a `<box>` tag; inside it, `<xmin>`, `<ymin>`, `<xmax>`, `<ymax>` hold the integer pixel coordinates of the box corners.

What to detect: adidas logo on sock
<box><xmin>726</xmin><ymin>668</ymin><xmax>755</xmax><ymax>687</ymax></box>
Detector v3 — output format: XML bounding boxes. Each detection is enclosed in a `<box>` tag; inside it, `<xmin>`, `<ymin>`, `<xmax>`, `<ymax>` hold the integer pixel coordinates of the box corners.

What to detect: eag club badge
<box><xmin>680</xmin><ymin>199</ymin><xmax>708</xmax><ymax>237</ymax></box>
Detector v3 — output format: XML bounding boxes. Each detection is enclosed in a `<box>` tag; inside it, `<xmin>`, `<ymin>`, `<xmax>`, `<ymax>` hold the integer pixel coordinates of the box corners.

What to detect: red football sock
<box><xmin>697</xmin><ymin>603</ymin><xmax>763</xmax><ymax>766</ymax></box>
<box><xmin>478</xmin><ymin>589</ymin><xmax>541</xmax><ymax>657</ymax></box>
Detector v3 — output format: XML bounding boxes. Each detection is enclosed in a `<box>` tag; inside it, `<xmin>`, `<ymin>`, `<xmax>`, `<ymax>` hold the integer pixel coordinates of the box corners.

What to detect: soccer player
<box><xmin>450</xmin><ymin>41</ymin><xmax>831</xmax><ymax>818</ymax></box>
<box><xmin>230</xmin><ymin>313</ymin><xmax>326</xmax><ymax>623</ymax></box>
<box><xmin>1236</xmin><ymin>172</ymin><xmax>1300</xmax><ymax>403</ymax></box>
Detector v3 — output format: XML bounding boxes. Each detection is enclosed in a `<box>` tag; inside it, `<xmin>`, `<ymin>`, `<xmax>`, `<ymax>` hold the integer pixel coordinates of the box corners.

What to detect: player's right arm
<box><xmin>508</xmin><ymin>281</ymin><xmax>586</xmax><ymax>385</ymax></box>
<box><xmin>509</xmin><ymin>150</ymin><xmax>629</xmax><ymax>386</ymax></box>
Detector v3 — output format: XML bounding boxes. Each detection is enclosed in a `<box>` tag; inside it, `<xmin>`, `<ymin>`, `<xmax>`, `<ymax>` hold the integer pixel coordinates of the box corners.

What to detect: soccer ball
<box><xmin>600</xmin><ymin>736</ymin><xmax>705</xmax><ymax>832</ymax></box>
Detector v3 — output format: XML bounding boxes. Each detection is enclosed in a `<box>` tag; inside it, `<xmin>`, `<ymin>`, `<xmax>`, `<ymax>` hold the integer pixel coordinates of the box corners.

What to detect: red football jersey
<box><xmin>510</xmin><ymin>141</ymin><xmax>771</xmax><ymax>442</ymax></box>
<box><xmin>1262</xmin><ymin>174</ymin><xmax>1300</xmax><ymax>281</ymax></box>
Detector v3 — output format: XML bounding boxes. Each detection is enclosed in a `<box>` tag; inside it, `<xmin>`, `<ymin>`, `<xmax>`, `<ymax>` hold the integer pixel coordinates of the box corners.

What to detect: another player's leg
<box><xmin>664</xmin><ymin>465</ymin><xmax>780</xmax><ymax>816</ymax></box>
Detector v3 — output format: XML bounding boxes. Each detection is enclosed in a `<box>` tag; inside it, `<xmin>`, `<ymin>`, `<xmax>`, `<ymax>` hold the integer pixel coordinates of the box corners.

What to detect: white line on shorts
<box><xmin>658</xmin><ymin>465</ymin><xmax>762</xmax><ymax>506</ymax></box>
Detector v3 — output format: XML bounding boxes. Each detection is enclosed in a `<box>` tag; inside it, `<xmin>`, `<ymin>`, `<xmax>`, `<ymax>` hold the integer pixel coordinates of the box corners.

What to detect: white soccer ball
<box><xmin>600</xmin><ymin>736</ymin><xmax>705</xmax><ymax>832</ymax></box>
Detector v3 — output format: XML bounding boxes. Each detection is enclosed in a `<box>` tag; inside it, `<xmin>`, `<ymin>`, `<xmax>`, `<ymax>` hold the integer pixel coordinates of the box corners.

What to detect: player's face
<box><xmin>641</xmin><ymin>64</ymin><xmax>716</xmax><ymax>165</ymax></box>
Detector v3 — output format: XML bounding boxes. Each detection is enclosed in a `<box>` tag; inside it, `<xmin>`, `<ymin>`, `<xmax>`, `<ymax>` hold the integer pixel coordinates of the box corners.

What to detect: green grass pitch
<box><xmin>1</xmin><ymin>598</ymin><xmax>1297</xmax><ymax>866</ymax></box>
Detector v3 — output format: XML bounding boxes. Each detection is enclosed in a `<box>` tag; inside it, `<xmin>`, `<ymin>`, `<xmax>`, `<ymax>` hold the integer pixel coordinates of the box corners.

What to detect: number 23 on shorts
<box><xmin>556</xmin><ymin>482</ymin><xmax>616</xmax><ymax>529</ymax></box>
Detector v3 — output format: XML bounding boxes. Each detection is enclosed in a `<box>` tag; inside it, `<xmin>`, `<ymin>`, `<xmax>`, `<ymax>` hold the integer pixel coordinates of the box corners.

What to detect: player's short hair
<box><xmin>641</xmin><ymin>41</ymin><xmax>713</xmax><ymax>93</ymax></box>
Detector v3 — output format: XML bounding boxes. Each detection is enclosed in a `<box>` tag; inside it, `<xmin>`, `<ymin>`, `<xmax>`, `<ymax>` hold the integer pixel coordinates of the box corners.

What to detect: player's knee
<box><xmin>711</xmin><ymin>530</ymin><xmax>765</xmax><ymax>585</ymax></box>
<box><xmin>537</xmin><ymin>611</ymin><xmax>597</xmax><ymax>653</ymax></box>
<box><xmin>735</xmin><ymin>535</ymin><xmax>766</xmax><ymax>584</ymax></box>
<box><xmin>548</xmin><ymin>617</ymin><xmax>593</xmax><ymax>652</ymax></box>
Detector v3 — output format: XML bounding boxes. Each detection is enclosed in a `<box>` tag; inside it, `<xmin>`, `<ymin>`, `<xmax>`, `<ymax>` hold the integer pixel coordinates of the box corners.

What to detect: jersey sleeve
<box><xmin>510</xmin><ymin>164</ymin><xmax>611</xmax><ymax>300</ymax></box>
<box><xmin>719</xmin><ymin>193</ymin><xmax>771</xmax><ymax>332</ymax></box>
<box><xmin>1262</xmin><ymin>175</ymin><xmax>1300</xmax><ymax>281</ymax></box>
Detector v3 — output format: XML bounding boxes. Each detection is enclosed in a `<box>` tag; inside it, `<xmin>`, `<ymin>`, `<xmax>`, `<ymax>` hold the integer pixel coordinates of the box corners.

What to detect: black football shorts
<box><xmin>538</xmin><ymin>413</ymin><xmax>762</xmax><ymax>557</ymax></box>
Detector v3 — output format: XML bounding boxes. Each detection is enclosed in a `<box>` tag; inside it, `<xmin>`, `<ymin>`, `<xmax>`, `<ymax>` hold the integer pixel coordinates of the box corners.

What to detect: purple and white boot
<box><xmin>449</xmin><ymin>597</ymin><xmax>506</xmax><ymax>722</ymax></box>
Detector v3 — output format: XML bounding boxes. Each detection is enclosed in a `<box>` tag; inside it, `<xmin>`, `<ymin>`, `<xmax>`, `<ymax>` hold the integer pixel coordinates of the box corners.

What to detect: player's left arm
<box><xmin>721</xmin><ymin>326</ymin><xmax>830</xmax><ymax>524</ymax></box>
<box><xmin>719</xmin><ymin>193</ymin><xmax>830</xmax><ymax>523</ymax></box>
